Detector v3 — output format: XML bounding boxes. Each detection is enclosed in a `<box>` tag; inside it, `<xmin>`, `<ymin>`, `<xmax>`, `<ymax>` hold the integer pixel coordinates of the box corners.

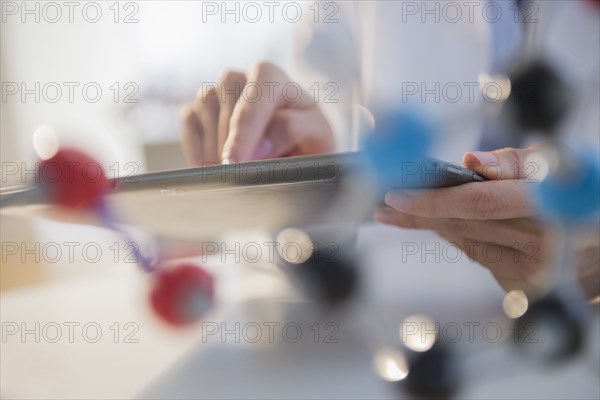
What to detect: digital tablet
<box><xmin>0</xmin><ymin>152</ymin><xmax>484</xmax><ymax>240</ymax></box>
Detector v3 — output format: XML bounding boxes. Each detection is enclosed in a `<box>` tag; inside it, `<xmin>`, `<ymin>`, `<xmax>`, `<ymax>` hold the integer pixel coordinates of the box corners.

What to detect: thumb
<box><xmin>463</xmin><ymin>146</ymin><xmax>539</xmax><ymax>180</ymax></box>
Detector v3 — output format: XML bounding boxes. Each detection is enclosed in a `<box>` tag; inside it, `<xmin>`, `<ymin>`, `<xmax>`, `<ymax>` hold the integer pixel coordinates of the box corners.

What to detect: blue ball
<box><xmin>362</xmin><ymin>111</ymin><xmax>433</xmax><ymax>189</ymax></box>
<box><xmin>535</xmin><ymin>151</ymin><xmax>600</xmax><ymax>222</ymax></box>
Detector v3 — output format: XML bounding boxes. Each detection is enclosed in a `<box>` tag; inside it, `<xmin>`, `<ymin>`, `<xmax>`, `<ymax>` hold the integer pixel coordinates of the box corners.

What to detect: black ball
<box><xmin>513</xmin><ymin>295</ymin><xmax>584</xmax><ymax>362</ymax></box>
<box><xmin>294</xmin><ymin>247</ymin><xmax>358</xmax><ymax>305</ymax></box>
<box><xmin>403</xmin><ymin>343</ymin><xmax>461</xmax><ymax>399</ymax></box>
<box><xmin>506</xmin><ymin>61</ymin><xmax>570</xmax><ymax>134</ymax></box>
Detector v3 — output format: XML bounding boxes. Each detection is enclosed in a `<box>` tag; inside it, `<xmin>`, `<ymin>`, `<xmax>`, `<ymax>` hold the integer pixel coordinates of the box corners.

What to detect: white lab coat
<box><xmin>291</xmin><ymin>0</ymin><xmax>599</xmax><ymax>160</ymax></box>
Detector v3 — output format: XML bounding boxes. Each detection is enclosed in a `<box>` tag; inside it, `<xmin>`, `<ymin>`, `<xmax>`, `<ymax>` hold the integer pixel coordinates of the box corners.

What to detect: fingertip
<box><xmin>222</xmin><ymin>146</ymin><xmax>246</xmax><ymax>164</ymax></box>
<box><xmin>224</xmin><ymin>112</ymin><xmax>262</xmax><ymax>163</ymax></box>
<box><xmin>221</xmin><ymin>144</ymin><xmax>239</xmax><ymax>164</ymax></box>
<box><xmin>463</xmin><ymin>151</ymin><xmax>497</xmax><ymax>167</ymax></box>
<box><xmin>222</xmin><ymin>147</ymin><xmax>244</xmax><ymax>164</ymax></box>
<box><xmin>463</xmin><ymin>151</ymin><xmax>479</xmax><ymax>168</ymax></box>
<box><xmin>464</xmin><ymin>151</ymin><xmax>505</xmax><ymax>180</ymax></box>
<box><xmin>221</xmin><ymin>133</ymin><xmax>241</xmax><ymax>164</ymax></box>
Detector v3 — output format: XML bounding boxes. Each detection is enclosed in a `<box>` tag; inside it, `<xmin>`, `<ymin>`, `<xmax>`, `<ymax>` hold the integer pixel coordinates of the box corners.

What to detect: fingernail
<box><xmin>464</xmin><ymin>151</ymin><xmax>497</xmax><ymax>166</ymax></box>
<box><xmin>255</xmin><ymin>138</ymin><xmax>273</xmax><ymax>160</ymax></box>
<box><xmin>374</xmin><ymin>209</ymin><xmax>394</xmax><ymax>225</ymax></box>
<box><xmin>385</xmin><ymin>191</ymin><xmax>413</xmax><ymax>211</ymax></box>
<box><xmin>222</xmin><ymin>156</ymin><xmax>237</xmax><ymax>165</ymax></box>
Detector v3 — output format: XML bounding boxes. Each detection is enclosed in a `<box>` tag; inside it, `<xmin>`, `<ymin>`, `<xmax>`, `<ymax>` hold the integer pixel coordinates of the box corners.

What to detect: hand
<box><xmin>181</xmin><ymin>62</ymin><xmax>334</xmax><ymax>166</ymax></box>
<box><xmin>375</xmin><ymin>146</ymin><xmax>558</xmax><ymax>295</ymax></box>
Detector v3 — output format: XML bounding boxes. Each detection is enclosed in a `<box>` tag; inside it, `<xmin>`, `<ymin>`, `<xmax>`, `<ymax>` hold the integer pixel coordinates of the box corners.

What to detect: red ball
<box><xmin>150</xmin><ymin>264</ymin><xmax>214</xmax><ymax>326</ymax></box>
<box><xmin>38</xmin><ymin>148</ymin><xmax>108</xmax><ymax>210</ymax></box>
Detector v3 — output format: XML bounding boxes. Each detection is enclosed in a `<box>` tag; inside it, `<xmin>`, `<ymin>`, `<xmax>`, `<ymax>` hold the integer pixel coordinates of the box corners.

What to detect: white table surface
<box><xmin>2</xmin><ymin>222</ymin><xmax>599</xmax><ymax>399</ymax></box>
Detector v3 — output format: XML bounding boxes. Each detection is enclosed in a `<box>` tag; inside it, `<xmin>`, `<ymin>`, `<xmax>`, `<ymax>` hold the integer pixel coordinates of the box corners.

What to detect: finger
<box><xmin>223</xmin><ymin>62</ymin><xmax>309</xmax><ymax>163</ymax></box>
<box><xmin>181</xmin><ymin>104</ymin><xmax>205</xmax><ymax>167</ymax></box>
<box><xmin>260</xmin><ymin>108</ymin><xmax>335</xmax><ymax>159</ymax></box>
<box><xmin>374</xmin><ymin>207</ymin><xmax>550</xmax><ymax>293</ymax></box>
<box><xmin>194</xmin><ymin>87</ymin><xmax>220</xmax><ymax>165</ymax></box>
<box><xmin>217</xmin><ymin>71</ymin><xmax>246</xmax><ymax>161</ymax></box>
<box><xmin>376</xmin><ymin>208</ymin><xmax>548</xmax><ymax>250</ymax></box>
<box><xmin>385</xmin><ymin>180</ymin><xmax>534</xmax><ymax>220</ymax></box>
<box><xmin>463</xmin><ymin>144</ymin><xmax>543</xmax><ymax>180</ymax></box>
